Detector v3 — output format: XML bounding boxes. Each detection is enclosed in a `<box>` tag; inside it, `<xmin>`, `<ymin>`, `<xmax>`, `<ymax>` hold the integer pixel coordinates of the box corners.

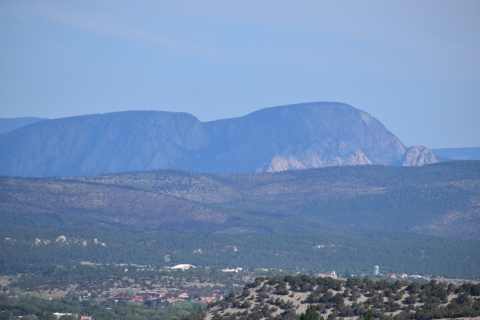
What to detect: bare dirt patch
<box><xmin>0</xmin><ymin>276</ymin><xmax>13</xmax><ymax>287</ymax></box>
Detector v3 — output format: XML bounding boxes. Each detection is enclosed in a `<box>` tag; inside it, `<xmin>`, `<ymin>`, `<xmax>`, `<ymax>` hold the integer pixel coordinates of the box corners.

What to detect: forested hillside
<box><xmin>1</xmin><ymin>230</ymin><xmax>479</xmax><ymax>278</ymax></box>
<box><xmin>1</xmin><ymin>161</ymin><xmax>479</xmax><ymax>278</ymax></box>
<box><xmin>1</xmin><ymin>161</ymin><xmax>479</xmax><ymax>239</ymax></box>
<box><xmin>1</xmin><ymin>271</ymin><xmax>480</xmax><ymax>320</ymax></box>
<box><xmin>194</xmin><ymin>275</ymin><xmax>480</xmax><ymax>320</ymax></box>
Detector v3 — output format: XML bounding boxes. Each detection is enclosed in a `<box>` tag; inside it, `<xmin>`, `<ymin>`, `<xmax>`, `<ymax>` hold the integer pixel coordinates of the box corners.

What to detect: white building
<box><xmin>374</xmin><ymin>265</ymin><xmax>379</xmax><ymax>275</ymax></box>
<box><xmin>318</xmin><ymin>271</ymin><xmax>337</xmax><ymax>278</ymax></box>
<box><xmin>171</xmin><ymin>264</ymin><xmax>196</xmax><ymax>270</ymax></box>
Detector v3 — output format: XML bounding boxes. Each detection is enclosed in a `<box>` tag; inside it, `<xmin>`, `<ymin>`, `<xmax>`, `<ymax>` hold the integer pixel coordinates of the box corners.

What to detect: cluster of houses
<box><xmin>111</xmin><ymin>290</ymin><xmax>225</xmax><ymax>303</ymax></box>
<box><xmin>53</xmin><ymin>314</ymin><xmax>92</xmax><ymax>320</ymax></box>
<box><xmin>220</xmin><ymin>267</ymin><xmax>244</xmax><ymax>273</ymax></box>
<box><xmin>374</xmin><ymin>265</ymin><xmax>434</xmax><ymax>280</ymax></box>
<box><xmin>111</xmin><ymin>293</ymin><xmax>165</xmax><ymax>301</ymax></box>
<box><xmin>167</xmin><ymin>263</ymin><xmax>440</xmax><ymax>283</ymax></box>
<box><xmin>199</xmin><ymin>293</ymin><xmax>225</xmax><ymax>303</ymax></box>
<box><xmin>316</xmin><ymin>269</ymin><xmax>436</xmax><ymax>281</ymax></box>
<box><xmin>318</xmin><ymin>271</ymin><xmax>337</xmax><ymax>278</ymax></box>
<box><xmin>387</xmin><ymin>273</ymin><xmax>433</xmax><ymax>279</ymax></box>
<box><xmin>168</xmin><ymin>264</ymin><xmax>246</xmax><ymax>273</ymax></box>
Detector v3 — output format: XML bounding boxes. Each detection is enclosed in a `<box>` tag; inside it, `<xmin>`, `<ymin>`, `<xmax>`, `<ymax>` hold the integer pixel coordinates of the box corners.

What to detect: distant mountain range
<box><xmin>432</xmin><ymin>147</ymin><xmax>480</xmax><ymax>161</ymax></box>
<box><xmin>0</xmin><ymin>102</ymin><xmax>438</xmax><ymax>177</ymax></box>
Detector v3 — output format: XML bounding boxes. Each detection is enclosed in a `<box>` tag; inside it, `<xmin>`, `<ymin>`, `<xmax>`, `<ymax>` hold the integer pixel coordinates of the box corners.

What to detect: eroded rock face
<box><xmin>401</xmin><ymin>146</ymin><xmax>438</xmax><ymax>166</ymax></box>
<box><xmin>263</xmin><ymin>145</ymin><xmax>375</xmax><ymax>173</ymax></box>
<box><xmin>263</xmin><ymin>145</ymin><xmax>438</xmax><ymax>172</ymax></box>
<box><xmin>266</xmin><ymin>155</ymin><xmax>305</xmax><ymax>173</ymax></box>
<box><xmin>209</xmin><ymin>102</ymin><xmax>407</xmax><ymax>173</ymax></box>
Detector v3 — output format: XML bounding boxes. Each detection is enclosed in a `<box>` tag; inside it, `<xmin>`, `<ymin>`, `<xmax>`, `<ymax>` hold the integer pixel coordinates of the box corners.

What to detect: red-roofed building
<box><xmin>167</xmin><ymin>296</ymin><xmax>182</xmax><ymax>303</ymax></box>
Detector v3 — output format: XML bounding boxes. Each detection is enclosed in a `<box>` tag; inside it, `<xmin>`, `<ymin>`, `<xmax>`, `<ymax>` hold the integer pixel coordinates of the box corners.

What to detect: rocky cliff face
<box><xmin>400</xmin><ymin>146</ymin><xmax>438</xmax><ymax>166</ymax></box>
<box><xmin>202</xmin><ymin>103</ymin><xmax>410</xmax><ymax>173</ymax></box>
<box><xmin>0</xmin><ymin>102</ymin><xmax>437</xmax><ymax>177</ymax></box>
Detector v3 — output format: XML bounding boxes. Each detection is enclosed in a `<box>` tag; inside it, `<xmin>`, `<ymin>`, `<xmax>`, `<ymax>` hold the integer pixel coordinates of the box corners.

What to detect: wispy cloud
<box><xmin>4</xmin><ymin>3</ymin><xmax>243</xmax><ymax>62</ymax></box>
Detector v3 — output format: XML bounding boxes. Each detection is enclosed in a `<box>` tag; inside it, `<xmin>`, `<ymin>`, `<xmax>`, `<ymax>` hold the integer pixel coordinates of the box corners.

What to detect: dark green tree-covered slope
<box><xmin>1</xmin><ymin>230</ymin><xmax>479</xmax><ymax>278</ymax></box>
<box><xmin>1</xmin><ymin>161</ymin><xmax>479</xmax><ymax>240</ymax></box>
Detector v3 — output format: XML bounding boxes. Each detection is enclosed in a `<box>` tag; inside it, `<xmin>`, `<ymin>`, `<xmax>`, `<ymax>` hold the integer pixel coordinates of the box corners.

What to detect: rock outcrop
<box><xmin>202</xmin><ymin>103</ymin><xmax>409</xmax><ymax>173</ymax></box>
<box><xmin>400</xmin><ymin>146</ymin><xmax>438</xmax><ymax>166</ymax></box>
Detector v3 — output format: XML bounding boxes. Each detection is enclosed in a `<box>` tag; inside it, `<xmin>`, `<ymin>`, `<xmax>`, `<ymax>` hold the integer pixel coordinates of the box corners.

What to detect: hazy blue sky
<box><xmin>1</xmin><ymin>1</ymin><xmax>479</xmax><ymax>148</ymax></box>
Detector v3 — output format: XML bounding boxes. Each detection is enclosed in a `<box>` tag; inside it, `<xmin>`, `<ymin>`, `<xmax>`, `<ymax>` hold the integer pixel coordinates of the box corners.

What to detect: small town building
<box><xmin>171</xmin><ymin>264</ymin><xmax>196</xmax><ymax>270</ymax></box>
<box><xmin>318</xmin><ymin>271</ymin><xmax>337</xmax><ymax>278</ymax></box>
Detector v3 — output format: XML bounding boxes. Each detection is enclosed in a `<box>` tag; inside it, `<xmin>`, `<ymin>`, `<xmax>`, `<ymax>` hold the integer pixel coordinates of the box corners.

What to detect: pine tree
<box><xmin>300</xmin><ymin>304</ymin><xmax>322</xmax><ymax>320</ymax></box>
<box><xmin>363</xmin><ymin>309</ymin><xmax>374</xmax><ymax>320</ymax></box>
